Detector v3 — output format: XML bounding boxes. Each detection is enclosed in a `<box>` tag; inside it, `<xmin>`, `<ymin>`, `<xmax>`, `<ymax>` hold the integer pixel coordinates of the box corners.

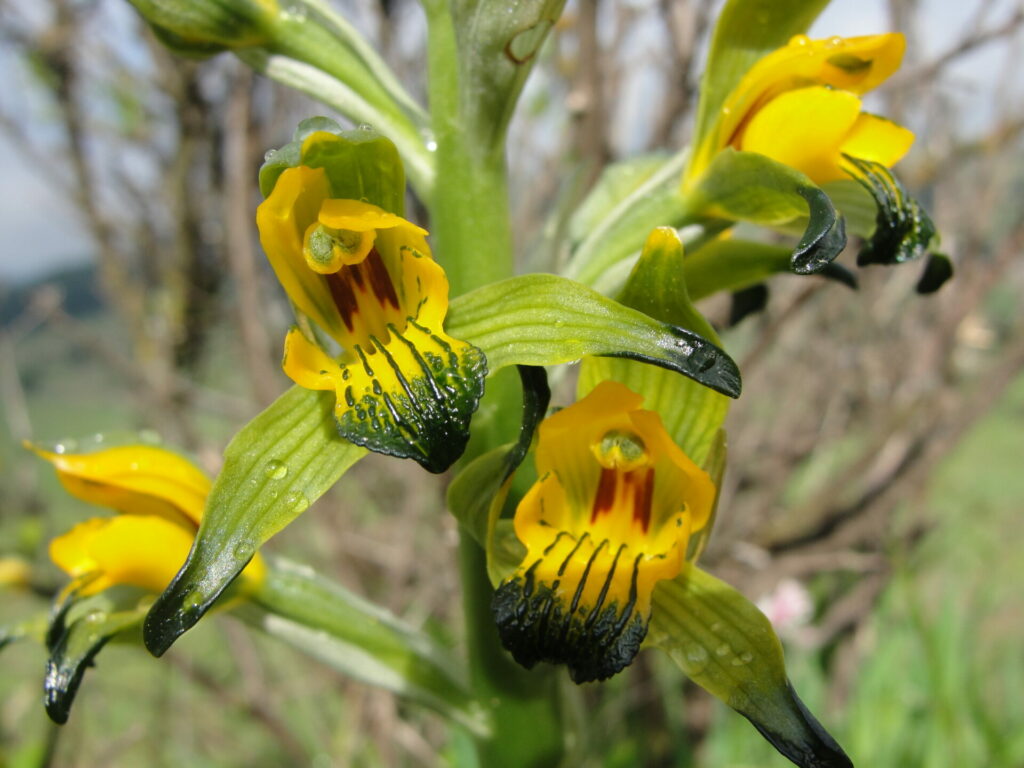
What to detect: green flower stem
<box><xmin>457</xmin><ymin>534</ymin><xmax>566</xmax><ymax>767</ymax></box>
<box><xmin>426</xmin><ymin>2</ymin><xmax>567</xmax><ymax>764</ymax></box>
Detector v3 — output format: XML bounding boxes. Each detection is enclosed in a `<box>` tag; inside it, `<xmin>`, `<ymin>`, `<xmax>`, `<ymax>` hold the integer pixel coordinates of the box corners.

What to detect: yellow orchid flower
<box><xmin>686</xmin><ymin>33</ymin><xmax>913</xmax><ymax>188</ymax></box>
<box><xmin>256</xmin><ymin>129</ymin><xmax>485</xmax><ymax>473</ymax></box>
<box><xmin>492</xmin><ymin>381</ymin><xmax>715</xmax><ymax>683</ymax></box>
<box><xmin>29</xmin><ymin>443</ymin><xmax>265</xmax><ymax>599</ymax></box>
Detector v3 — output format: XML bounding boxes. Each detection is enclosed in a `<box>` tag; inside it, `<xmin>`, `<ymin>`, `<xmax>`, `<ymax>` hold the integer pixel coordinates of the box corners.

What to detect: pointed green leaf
<box><xmin>689</xmin><ymin>149</ymin><xmax>847</xmax><ymax>274</ymax></box>
<box><xmin>685</xmin><ymin>238</ymin><xmax>857</xmax><ymax>302</ymax></box>
<box><xmin>691</xmin><ymin>0</ymin><xmax>830</xmax><ymax>164</ymax></box>
<box><xmin>144</xmin><ymin>386</ymin><xmax>366</xmax><ymax>657</ymax></box>
<box><xmin>578</xmin><ymin>228</ymin><xmax>729</xmax><ymax>465</ymax></box>
<box><xmin>446</xmin><ymin>274</ymin><xmax>742</xmax><ymax>399</ymax></box>
<box><xmin>260</xmin><ymin>117</ymin><xmax>406</xmax><ymax>215</ymax></box>
<box><xmin>649</xmin><ymin>566</ymin><xmax>852</xmax><ymax>768</ymax></box>
<box><xmin>446</xmin><ymin>0</ymin><xmax>566</xmax><ymax>148</ymax></box>
<box><xmin>241</xmin><ymin>558</ymin><xmax>489</xmax><ymax>735</ymax></box>
<box><xmin>844</xmin><ymin>155</ymin><xmax>938</xmax><ymax>267</ymax></box>
<box><xmin>45</xmin><ymin>607</ymin><xmax>144</xmax><ymax>724</ymax></box>
<box><xmin>568</xmin><ymin>154</ymin><xmax>674</xmax><ymax>246</ymax></box>
<box><xmin>448</xmin><ymin>367</ymin><xmax>549</xmax><ymax>584</ymax></box>
<box><xmin>567</xmin><ymin>152</ymin><xmax>698</xmax><ymax>286</ymax></box>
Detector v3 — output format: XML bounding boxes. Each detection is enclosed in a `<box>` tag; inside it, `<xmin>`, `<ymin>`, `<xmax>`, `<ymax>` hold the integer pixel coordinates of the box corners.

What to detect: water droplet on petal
<box><xmin>233</xmin><ymin>543</ymin><xmax>255</xmax><ymax>562</ymax></box>
<box><xmin>264</xmin><ymin>459</ymin><xmax>288</xmax><ymax>480</ymax></box>
<box><xmin>285</xmin><ymin>490</ymin><xmax>309</xmax><ymax>513</ymax></box>
<box><xmin>357</xmin><ymin>123</ymin><xmax>374</xmax><ymax>132</ymax></box>
<box><xmin>685</xmin><ymin>644</ymin><xmax>709</xmax><ymax>673</ymax></box>
<box><xmin>715</xmin><ymin>643</ymin><xmax>731</xmax><ymax>657</ymax></box>
<box><xmin>83</xmin><ymin>610</ymin><xmax>107</xmax><ymax>625</ymax></box>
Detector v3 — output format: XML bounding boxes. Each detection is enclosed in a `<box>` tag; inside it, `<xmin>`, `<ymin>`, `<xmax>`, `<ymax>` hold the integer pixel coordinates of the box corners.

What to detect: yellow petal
<box><xmin>256</xmin><ymin>165</ymin><xmax>348</xmax><ymax>339</ymax></box>
<box><xmin>50</xmin><ymin>516</ymin><xmax>265</xmax><ymax>598</ymax></box>
<box><xmin>317</xmin><ymin>199</ymin><xmax>427</xmax><ymax>237</ymax></box>
<box><xmin>49</xmin><ymin>516</ymin><xmax>193</xmax><ymax>595</ymax></box>
<box><xmin>494</xmin><ymin>381</ymin><xmax>715</xmax><ymax>682</ymax></box>
<box><xmin>840</xmin><ymin>112</ymin><xmax>914</xmax><ymax>169</ymax></box>
<box><xmin>29</xmin><ymin>444</ymin><xmax>210</xmax><ymax>528</ymax></box>
<box><xmin>282</xmin><ymin>326</ymin><xmax>340</xmax><ymax>392</ymax></box>
<box><xmin>740</xmin><ymin>86</ymin><xmax>863</xmax><ymax>183</ymax></box>
<box><xmin>280</xmin><ymin>210</ymin><xmax>484</xmax><ymax>473</ymax></box>
<box><xmin>688</xmin><ymin>33</ymin><xmax>905</xmax><ymax>186</ymax></box>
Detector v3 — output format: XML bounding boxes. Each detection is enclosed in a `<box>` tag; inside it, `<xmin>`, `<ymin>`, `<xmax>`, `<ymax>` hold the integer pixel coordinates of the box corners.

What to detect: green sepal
<box><xmin>448</xmin><ymin>0</ymin><xmax>567</xmax><ymax>148</ymax></box>
<box><xmin>143</xmin><ymin>386</ymin><xmax>366</xmax><ymax>657</ymax></box>
<box><xmin>447</xmin><ymin>366</ymin><xmax>549</xmax><ymax>584</ymax></box>
<box><xmin>690</xmin><ymin>0</ymin><xmax>830</xmax><ymax>169</ymax></box>
<box><xmin>648</xmin><ymin>566</ymin><xmax>852</xmax><ymax>768</ymax></box>
<box><xmin>260</xmin><ymin>117</ymin><xmax>406</xmax><ymax>215</ymax></box>
<box><xmin>127</xmin><ymin>0</ymin><xmax>276</xmax><ymax>51</ymax></box>
<box><xmin>916</xmin><ymin>252</ymin><xmax>954</xmax><ymax>294</ymax></box>
<box><xmin>685</xmin><ymin>430</ymin><xmax>727</xmax><ymax>562</ymax></box>
<box><xmin>146</xmin><ymin>23</ymin><xmax>230</xmax><ymax>58</ymax></box>
<box><xmin>446</xmin><ymin>274</ymin><xmax>742</xmax><ymax>399</ymax></box>
<box><xmin>578</xmin><ymin>228</ymin><xmax>728</xmax><ymax>466</ymax></box>
<box><xmin>240</xmin><ymin>558</ymin><xmax>488</xmax><ymax>735</ymax></box>
<box><xmin>685</xmin><ymin>238</ymin><xmax>857</xmax><ymax>302</ymax></box>
<box><xmin>689</xmin><ymin>149</ymin><xmax>847</xmax><ymax>275</ymax></box>
<box><xmin>44</xmin><ymin>604</ymin><xmax>145</xmax><ymax>724</ymax></box>
<box><xmin>844</xmin><ymin>155</ymin><xmax>938</xmax><ymax>267</ymax></box>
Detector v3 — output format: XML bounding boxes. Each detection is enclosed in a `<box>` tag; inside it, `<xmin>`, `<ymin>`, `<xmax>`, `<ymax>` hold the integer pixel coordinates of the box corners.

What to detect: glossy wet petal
<box><xmin>29</xmin><ymin>444</ymin><xmax>210</xmax><ymax>528</ymax></box>
<box><xmin>493</xmin><ymin>381</ymin><xmax>714</xmax><ymax>682</ymax></box>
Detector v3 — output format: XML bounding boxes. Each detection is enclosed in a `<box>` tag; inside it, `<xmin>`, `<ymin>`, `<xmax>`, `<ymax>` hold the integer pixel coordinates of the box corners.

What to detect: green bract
<box><xmin>579</xmin><ymin>228</ymin><xmax>729</xmax><ymax>466</ymax></box>
<box><xmin>144</xmin><ymin>386</ymin><xmax>365</xmax><ymax>655</ymax></box>
<box><xmin>684</xmin><ymin>149</ymin><xmax>848</xmax><ymax>275</ymax></box>
<box><xmin>649</xmin><ymin>567</ymin><xmax>853</xmax><ymax>768</ymax></box>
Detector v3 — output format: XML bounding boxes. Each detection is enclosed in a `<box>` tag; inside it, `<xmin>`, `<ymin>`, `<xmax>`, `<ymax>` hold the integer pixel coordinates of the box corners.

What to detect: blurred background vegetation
<box><xmin>2</xmin><ymin>0</ymin><xmax>1023</xmax><ymax>766</ymax></box>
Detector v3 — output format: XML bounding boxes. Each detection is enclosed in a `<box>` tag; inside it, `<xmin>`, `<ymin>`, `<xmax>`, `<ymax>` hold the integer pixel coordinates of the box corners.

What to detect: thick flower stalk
<box><xmin>493</xmin><ymin>380</ymin><xmax>715</xmax><ymax>682</ymax></box>
<box><xmin>686</xmin><ymin>33</ymin><xmax>912</xmax><ymax>189</ymax></box>
<box><xmin>257</xmin><ymin>123</ymin><xmax>486</xmax><ymax>473</ymax></box>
